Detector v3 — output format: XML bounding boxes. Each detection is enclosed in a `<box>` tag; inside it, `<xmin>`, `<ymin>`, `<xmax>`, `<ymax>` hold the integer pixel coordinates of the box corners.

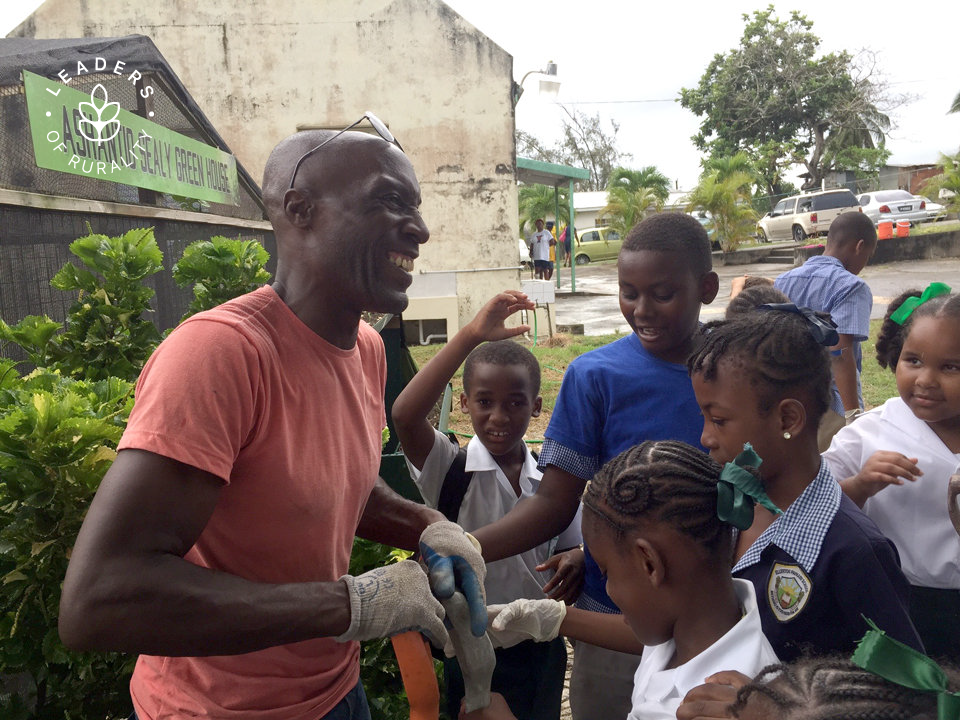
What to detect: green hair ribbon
<box><xmin>852</xmin><ymin>617</ymin><xmax>960</xmax><ymax>720</ymax></box>
<box><xmin>716</xmin><ymin>443</ymin><xmax>783</xmax><ymax>531</ymax></box>
<box><xmin>889</xmin><ymin>282</ymin><xmax>952</xmax><ymax>326</ymax></box>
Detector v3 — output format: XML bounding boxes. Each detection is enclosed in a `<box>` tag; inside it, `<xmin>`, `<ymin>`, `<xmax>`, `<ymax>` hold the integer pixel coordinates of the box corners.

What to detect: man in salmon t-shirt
<box><xmin>58</xmin><ymin>119</ymin><xmax>487</xmax><ymax>720</ymax></box>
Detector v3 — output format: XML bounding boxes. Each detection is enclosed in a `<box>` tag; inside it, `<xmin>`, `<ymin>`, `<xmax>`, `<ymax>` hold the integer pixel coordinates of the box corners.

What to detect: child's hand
<box><xmin>676</xmin><ymin>671</ymin><xmax>751</xmax><ymax>719</ymax></box>
<box><xmin>538</xmin><ymin>547</ymin><xmax>585</xmax><ymax>604</ymax></box>
<box><xmin>465</xmin><ymin>291</ymin><xmax>535</xmax><ymax>344</ymax></box>
<box><xmin>847</xmin><ymin>451</ymin><xmax>922</xmax><ymax>502</ymax></box>
<box><xmin>485</xmin><ymin>598</ymin><xmax>566</xmax><ymax>648</ymax></box>
<box><xmin>459</xmin><ymin>692</ymin><xmax>516</xmax><ymax>720</ymax></box>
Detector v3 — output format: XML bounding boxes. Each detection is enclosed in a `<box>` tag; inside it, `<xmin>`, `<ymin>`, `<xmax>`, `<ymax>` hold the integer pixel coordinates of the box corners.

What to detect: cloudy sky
<box><xmin>445</xmin><ymin>0</ymin><xmax>960</xmax><ymax>190</ymax></box>
<box><xmin>5</xmin><ymin>0</ymin><xmax>959</xmax><ymax>190</ymax></box>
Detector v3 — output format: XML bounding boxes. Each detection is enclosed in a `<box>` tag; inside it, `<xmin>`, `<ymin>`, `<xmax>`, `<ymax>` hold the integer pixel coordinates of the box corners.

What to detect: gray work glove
<box><xmin>419</xmin><ymin>520</ymin><xmax>487</xmax><ymax>637</ymax></box>
<box><xmin>335</xmin><ymin>560</ymin><xmax>448</xmax><ymax>649</ymax></box>
<box><xmin>486</xmin><ymin>598</ymin><xmax>567</xmax><ymax>649</ymax></box>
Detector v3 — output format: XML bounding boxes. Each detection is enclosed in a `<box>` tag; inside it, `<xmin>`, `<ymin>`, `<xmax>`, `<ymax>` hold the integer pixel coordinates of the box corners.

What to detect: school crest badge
<box><xmin>767</xmin><ymin>563</ymin><xmax>812</xmax><ymax>622</ymax></box>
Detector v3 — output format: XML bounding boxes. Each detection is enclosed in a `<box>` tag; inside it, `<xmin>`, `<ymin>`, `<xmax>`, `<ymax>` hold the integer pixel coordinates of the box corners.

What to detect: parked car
<box><xmin>857</xmin><ymin>190</ymin><xmax>928</xmax><ymax>226</ymax></box>
<box><xmin>756</xmin><ymin>189</ymin><xmax>860</xmax><ymax>243</ymax></box>
<box><xmin>915</xmin><ymin>195</ymin><xmax>947</xmax><ymax>222</ymax></box>
<box><xmin>688</xmin><ymin>211</ymin><xmax>721</xmax><ymax>250</ymax></box>
<box><xmin>572</xmin><ymin>226</ymin><xmax>622</xmax><ymax>265</ymax></box>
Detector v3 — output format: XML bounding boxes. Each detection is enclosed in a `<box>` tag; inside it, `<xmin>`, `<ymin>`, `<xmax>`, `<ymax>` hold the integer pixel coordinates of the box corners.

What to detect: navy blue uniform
<box><xmin>733</xmin><ymin>462</ymin><xmax>922</xmax><ymax>662</ymax></box>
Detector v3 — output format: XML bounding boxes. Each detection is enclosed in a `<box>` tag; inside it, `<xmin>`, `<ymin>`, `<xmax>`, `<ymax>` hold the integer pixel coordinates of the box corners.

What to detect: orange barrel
<box><xmin>391</xmin><ymin>631</ymin><xmax>440</xmax><ymax>720</ymax></box>
<box><xmin>896</xmin><ymin>220</ymin><xmax>910</xmax><ymax>237</ymax></box>
<box><xmin>877</xmin><ymin>221</ymin><xmax>894</xmax><ymax>240</ymax></box>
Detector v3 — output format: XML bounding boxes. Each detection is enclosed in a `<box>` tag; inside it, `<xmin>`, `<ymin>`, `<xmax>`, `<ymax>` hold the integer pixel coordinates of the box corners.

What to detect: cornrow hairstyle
<box><xmin>688</xmin><ymin>312</ymin><xmax>832</xmax><ymax>423</ymax></box>
<box><xmin>462</xmin><ymin>339</ymin><xmax>541</xmax><ymax>396</ymax></box>
<box><xmin>620</xmin><ymin>212</ymin><xmax>713</xmax><ymax>277</ymax></box>
<box><xmin>875</xmin><ymin>289</ymin><xmax>960</xmax><ymax>371</ymax></box>
<box><xmin>582</xmin><ymin>440</ymin><xmax>750</xmax><ymax>560</ymax></box>
<box><xmin>726</xmin><ymin>285</ymin><xmax>790</xmax><ymax>319</ymax></box>
<box><xmin>731</xmin><ymin>656</ymin><xmax>960</xmax><ymax>720</ymax></box>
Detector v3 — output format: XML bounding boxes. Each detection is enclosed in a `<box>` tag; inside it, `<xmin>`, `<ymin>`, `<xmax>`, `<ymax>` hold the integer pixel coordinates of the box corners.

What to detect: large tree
<box><xmin>680</xmin><ymin>7</ymin><xmax>896</xmax><ymax>194</ymax></box>
<box><xmin>517</xmin><ymin>106</ymin><xmax>630</xmax><ymax>191</ymax></box>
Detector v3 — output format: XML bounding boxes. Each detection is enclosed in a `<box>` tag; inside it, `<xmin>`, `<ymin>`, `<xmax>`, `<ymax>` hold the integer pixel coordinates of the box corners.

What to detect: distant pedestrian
<box><xmin>528</xmin><ymin>218</ymin><xmax>555</xmax><ymax>280</ymax></box>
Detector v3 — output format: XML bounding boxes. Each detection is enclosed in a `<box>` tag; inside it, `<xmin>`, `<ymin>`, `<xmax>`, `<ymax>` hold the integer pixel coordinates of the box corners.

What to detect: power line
<box><xmin>558</xmin><ymin>98</ymin><xmax>677</xmax><ymax>105</ymax></box>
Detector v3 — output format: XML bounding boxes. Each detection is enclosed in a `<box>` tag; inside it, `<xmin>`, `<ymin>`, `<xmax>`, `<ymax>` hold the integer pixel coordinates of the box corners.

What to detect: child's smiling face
<box><xmin>618</xmin><ymin>249</ymin><xmax>718</xmax><ymax>364</ymax></box>
<box><xmin>460</xmin><ymin>361</ymin><xmax>541</xmax><ymax>459</ymax></box>
<box><xmin>896</xmin><ymin>315</ymin><xmax>960</xmax><ymax>434</ymax></box>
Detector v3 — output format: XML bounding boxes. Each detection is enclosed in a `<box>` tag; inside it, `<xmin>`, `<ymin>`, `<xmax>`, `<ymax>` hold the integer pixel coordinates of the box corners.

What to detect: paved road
<box><xmin>552</xmin><ymin>254</ymin><xmax>960</xmax><ymax>336</ymax></box>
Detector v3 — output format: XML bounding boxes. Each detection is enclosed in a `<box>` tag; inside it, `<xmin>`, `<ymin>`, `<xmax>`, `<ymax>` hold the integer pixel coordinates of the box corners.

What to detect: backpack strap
<box><xmin>437</xmin><ymin>447</ymin><xmax>471</xmax><ymax>523</ymax></box>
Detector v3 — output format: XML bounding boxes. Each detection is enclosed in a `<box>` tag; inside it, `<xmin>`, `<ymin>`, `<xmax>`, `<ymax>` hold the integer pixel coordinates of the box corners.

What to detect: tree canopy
<box><xmin>679</xmin><ymin>6</ymin><xmax>895</xmax><ymax>195</ymax></box>
<box><xmin>517</xmin><ymin>106</ymin><xmax>630</xmax><ymax>191</ymax></box>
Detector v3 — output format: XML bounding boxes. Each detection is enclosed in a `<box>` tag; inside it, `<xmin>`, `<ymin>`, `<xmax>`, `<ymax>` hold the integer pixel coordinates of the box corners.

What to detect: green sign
<box><xmin>23</xmin><ymin>70</ymin><xmax>239</xmax><ymax>206</ymax></box>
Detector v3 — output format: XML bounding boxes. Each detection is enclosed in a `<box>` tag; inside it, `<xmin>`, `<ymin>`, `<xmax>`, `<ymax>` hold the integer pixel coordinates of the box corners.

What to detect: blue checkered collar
<box><xmin>732</xmin><ymin>460</ymin><xmax>841</xmax><ymax>575</ymax></box>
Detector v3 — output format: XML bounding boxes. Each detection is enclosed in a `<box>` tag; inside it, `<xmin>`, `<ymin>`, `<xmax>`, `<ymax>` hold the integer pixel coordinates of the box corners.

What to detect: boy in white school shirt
<box><xmin>391</xmin><ymin>291</ymin><xmax>583</xmax><ymax>720</ymax></box>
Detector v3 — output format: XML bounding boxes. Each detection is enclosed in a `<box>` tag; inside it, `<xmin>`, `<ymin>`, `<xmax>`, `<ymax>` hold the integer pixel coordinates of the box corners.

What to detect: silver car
<box><xmin>857</xmin><ymin>190</ymin><xmax>928</xmax><ymax>226</ymax></box>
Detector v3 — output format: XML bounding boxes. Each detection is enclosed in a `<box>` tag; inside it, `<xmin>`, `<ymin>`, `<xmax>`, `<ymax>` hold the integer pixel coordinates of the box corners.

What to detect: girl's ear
<box><xmin>632</xmin><ymin>537</ymin><xmax>666</xmax><ymax>587</ymax></box>
<box><xmin>459</xmin><ymin>392</ymin><xmax>469</xmax><ymax>414</ymax></box>
<box><xmin>531</xmin><ymin>395</ymin><xmax>543</xmax><ymax>418</ymax></box>
<box><xmin>777</xmin><ymin>397</ymin><xmax>807</xmax><ymax>437</ymax></box>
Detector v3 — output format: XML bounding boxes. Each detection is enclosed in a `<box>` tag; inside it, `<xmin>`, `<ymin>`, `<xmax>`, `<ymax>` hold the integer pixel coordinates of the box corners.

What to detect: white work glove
<box><xmin>335</xmin><ymin>560</ymin><xmax>449</xmax><ymax>649</ymax></box>
<box><xmin>419</xmin><ymin>520</ymin><xmax>487</xmax><ymax>637</ymax></box>
<box><xmin>486</xmin><ymin>598</ymin><xmax>567</xmax><ymax>649</ymax></box>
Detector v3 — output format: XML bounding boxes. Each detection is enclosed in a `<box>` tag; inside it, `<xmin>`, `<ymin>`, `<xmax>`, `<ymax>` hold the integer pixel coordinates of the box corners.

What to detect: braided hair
<box><xmin>463</xmin><ymin>339</ymin><xmax>541</xmax><ymax>396</ymax></box>
<box><xmin>688</xmin><ymin>312</ymin><xmax>832</xmax><ymax>422</ymax></box>
<box><xmin>875</xmin><ymin>289</ymin><xmax>960</xmax><ymax>371</ymax></box>
<box><xmin>726</xmin><ymin>285</ymin><xmax>790</xmax><ymax>319</ymax></box>
<box><xmin>582</xmin><ymin>440</ymin><xmax>750</xmax><ymax>560</ymax></box>
<box><xmin>731</xmin><ymin>657</ymin><xmax>960</xmax><ymax>719</ymax></box>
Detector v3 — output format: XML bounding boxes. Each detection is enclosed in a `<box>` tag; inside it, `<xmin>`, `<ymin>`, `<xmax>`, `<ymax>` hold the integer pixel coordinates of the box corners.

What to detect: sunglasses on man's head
<box><xmin>287</xmin><ymin>111</ymin><xmax>403</xmax><ymax>190</ymax></box>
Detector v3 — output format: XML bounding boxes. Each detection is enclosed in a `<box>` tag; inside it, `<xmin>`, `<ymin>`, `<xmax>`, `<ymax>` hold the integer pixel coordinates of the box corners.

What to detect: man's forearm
<box><xmin>356</xmin><ymin>477</ymin><xmax>445</xmax><ymax>551</ymax></box>
<box><xmin>61</xmin><ymin>553</ymin><xmax>353</xmax><ymax>656</ymax></box>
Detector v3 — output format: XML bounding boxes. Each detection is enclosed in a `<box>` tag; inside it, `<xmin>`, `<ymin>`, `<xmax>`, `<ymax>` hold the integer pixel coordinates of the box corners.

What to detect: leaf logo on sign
<box><xmin>77</xmin><ymin>84</ymin><xmax>121</xmax><ymax>143</ymax></box>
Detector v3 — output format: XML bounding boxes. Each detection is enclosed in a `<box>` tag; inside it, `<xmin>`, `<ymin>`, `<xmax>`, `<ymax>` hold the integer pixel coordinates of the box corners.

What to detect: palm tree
<box><xmin>607</xmin><ymin>166</ymin><xmax>671</xmax><ymax>204</ymax></box>
<box><xmin>600</xmin><ymin>186</ymin><xmax>660</xmax><ymax>238</ymax></box>
<box><xmin>518</xmin><ymin>184</ymin><xmax>569</xmax><ymax>235</ymax></box>
<box><xmin>686</xmin><ymin>170</ymin><xmax>757</xmax><ymax>252</ymax></box>
<box><xmin>951</xmin><ymin>91</ymin><xmax>960</xmax><ymax>114</ymax></box>
<box><xmin>701</xmin><ymin>152</ymin><xmax>758</xmax><ymax>186</ymax></box>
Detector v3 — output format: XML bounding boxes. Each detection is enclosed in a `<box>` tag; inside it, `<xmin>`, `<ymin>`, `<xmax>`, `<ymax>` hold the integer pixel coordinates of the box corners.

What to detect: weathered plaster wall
<box><xmin>12</xmin><ymin>0</ymin><xmax>522</xmax><ymax>327</ymax></box>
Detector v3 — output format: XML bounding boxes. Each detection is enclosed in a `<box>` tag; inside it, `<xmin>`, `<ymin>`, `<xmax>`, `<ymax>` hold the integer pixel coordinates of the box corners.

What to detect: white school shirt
<box><xmin>627</xmin><ymin>579</ymin><xmax>779</xmax><ymax>720</ymax></box>
<box><xmin>823</xmin><ymin>396</ymin><xmax>960</xmax><ymax>589</ymax></box>
<box><xmin>407</xmin><ymin>429</ymin><xmax>583</xmax><ymax>604</ymax></box>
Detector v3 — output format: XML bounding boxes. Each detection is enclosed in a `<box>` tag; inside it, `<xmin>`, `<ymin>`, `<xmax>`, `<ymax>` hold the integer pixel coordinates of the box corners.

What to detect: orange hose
<box><xmin>391</xmin><ymin>631</ymin><xmax>440</xmax><ymax>720</ymax></box>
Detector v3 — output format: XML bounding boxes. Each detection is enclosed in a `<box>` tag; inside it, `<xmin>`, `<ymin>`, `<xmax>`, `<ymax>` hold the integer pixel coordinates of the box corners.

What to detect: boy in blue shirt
<box><xmin>472</xmin><ymin>213</ymin><xmax>720</xmax><ymax>720</ymax></box>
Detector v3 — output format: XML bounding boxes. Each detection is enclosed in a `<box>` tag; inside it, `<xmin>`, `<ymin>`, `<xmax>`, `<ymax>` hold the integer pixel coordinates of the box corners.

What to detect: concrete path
<box><xmin>552</xmin><ymin>255</ymin><xmax>960</xmax><ymax>336</ymax></box>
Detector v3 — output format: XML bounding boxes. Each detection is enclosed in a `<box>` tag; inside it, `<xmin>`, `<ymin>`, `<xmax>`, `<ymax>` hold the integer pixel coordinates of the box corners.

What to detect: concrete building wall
<box><xmin>11</xmin><ymin>0</ymin><xmax>522</xmax><ymax>328</ymax></box>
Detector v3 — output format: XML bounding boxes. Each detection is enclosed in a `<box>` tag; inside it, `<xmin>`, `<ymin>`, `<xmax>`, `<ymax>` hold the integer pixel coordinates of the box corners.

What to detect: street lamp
<box><xmin>512</xmin><ymin>61</ymin><xmax>560</xmax><ymax>106</ymax></box>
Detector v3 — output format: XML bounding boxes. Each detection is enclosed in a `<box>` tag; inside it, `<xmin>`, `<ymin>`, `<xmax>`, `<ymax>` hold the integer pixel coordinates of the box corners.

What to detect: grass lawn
<box><xmin>406</xmin><ymin>318</ymin><xmax>900</xmax><ymax>444</ymax></box>
<box><xmin>911</xmin><ymin>219</ymin><xmax>960</xmax><ymax>236</ymax></box>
